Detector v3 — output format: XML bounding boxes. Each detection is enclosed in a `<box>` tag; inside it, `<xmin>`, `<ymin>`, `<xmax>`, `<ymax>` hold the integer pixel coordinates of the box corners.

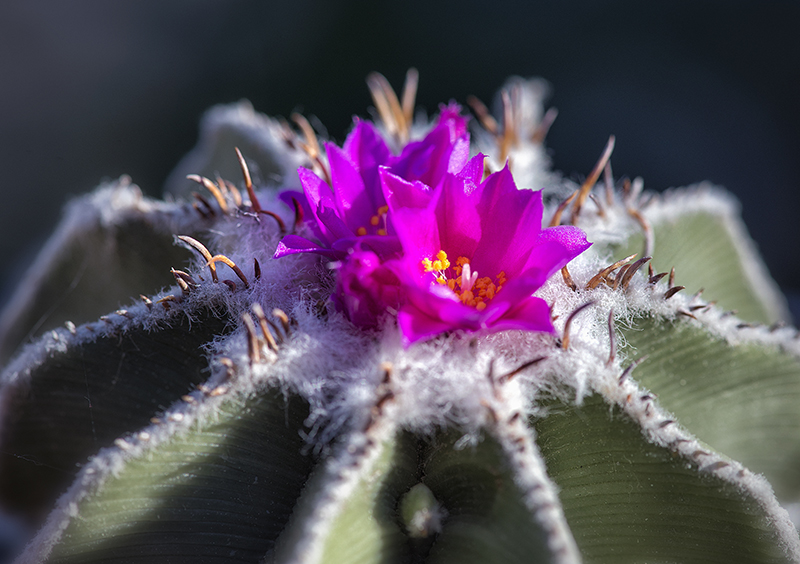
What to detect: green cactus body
<box><xmin>1</xmin><ymin>74</ymin><xmax>798</xmax><ymax>563</ymax></box>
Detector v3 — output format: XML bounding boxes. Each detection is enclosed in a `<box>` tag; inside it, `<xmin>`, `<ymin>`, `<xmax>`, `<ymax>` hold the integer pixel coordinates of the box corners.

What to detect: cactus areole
<box><xmin>1</xmin><ymin>71</ymin><xmax>799</xmax><ymax>563</ymax></box>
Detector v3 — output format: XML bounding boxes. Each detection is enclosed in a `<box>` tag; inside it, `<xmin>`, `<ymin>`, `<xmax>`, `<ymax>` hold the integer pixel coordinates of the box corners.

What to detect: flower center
<box><xmin>421</xmin><ymin>251</ymin><xmax>506</xmax><ymax>311</ymax></box>
<box><xmin>356</xmin><ymin>205</ymin><xmax>390</xmax><ymax>237</ymax></box>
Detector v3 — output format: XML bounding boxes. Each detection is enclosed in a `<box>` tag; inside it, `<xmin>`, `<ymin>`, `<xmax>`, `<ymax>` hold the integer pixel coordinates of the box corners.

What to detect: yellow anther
<box><xmin>421</xmin><ymin>252</ymin><xmax>505</xmax><ymax>310</ymax></box>
<box><xmin>377</xmin><ymin>228</ymin><xmax>387</xmax><ymax>236</ymax></box>
<box><xmin>357</xmin><ymin>227</ymin><xmax>367</xmax><ymax>236</ymax></box>
<box><xmin>377</xmin><ymin>205</ymin><xmax>389</xmax><ymax>215</ymax></box>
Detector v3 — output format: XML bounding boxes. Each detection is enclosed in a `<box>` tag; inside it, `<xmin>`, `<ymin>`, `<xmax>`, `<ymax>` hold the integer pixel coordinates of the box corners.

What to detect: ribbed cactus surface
<box><xmin>1</xmin><ymin>73</ymin><xmax>798</xmax><ymax>564</ymax></box>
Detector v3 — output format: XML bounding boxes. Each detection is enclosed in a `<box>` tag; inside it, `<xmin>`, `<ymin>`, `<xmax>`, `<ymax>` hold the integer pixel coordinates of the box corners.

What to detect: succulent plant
<box><xmin>1</xmin><ymin>71</ymin><xmax>799</xmax><ymax>564</ymax></box>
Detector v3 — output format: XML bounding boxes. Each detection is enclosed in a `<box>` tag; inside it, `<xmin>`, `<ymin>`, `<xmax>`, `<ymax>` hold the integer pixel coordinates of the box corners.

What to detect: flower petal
<box><xmin>298</xmin><ymin>167</ymin><xmax>337</xmax><ymax>243</ymax></box>
<box><xmin>297</xmin><ymin>167</ymin><xmax>334</xmax><ymax>212</ymax></box>
<box><xmin>519</xmin><ymin>228</ymin><xmax>592</xmax><ymax>279</ymax></box>
<box><xmin>317</xmin><ymin>202</ymin><xmax>356</xmax><ymax>242</ymax></box>
<box><xmin>457</xmin><ymin>153</ymin><xmax>487</xmax><ymax>185</ymax></box>
<box><xmin>326</xmin><ymin>143</ymin><xmax>373</xmax><ymax>232</ymax></box>
<box><xmin>447</xmin><ymin>136</ymin><xmax>471</xmax><ymax>175</ymax></box>
<box><xmin>397</xmin><ymin>281</ymin><xmax>480</xmax><ymax>346</ymax></box>
<box><xmin>391</xmin><ymin>108</ymin><xmax>469</xmax><ymax>187</ymax></box>
<box><xmin>470</xmin><ymin>166</ymin><xmax>545</xmax><ymax>276</ymax></box>
<box><xmin>482</xmin><ymin>296</ymin><xmax>554</xmax><ymax>334</ymax></box>
<box><xmin>537</xmin><ymin>225</ymin><xmax>593</xmax><ymax>257</ymax></box>
<box><xmin>342</xmin><ymin>120</ymin><xmax>392</xmax><ymax>205</ymax></box>
<box><xmin>273</xmin><ymin>235</ymin><xmax>341</xmax><ymax>259</ymax></box>
<box><xmin>331</xmin><ymin>235</ymin><xmax>402</xmax><ymax>258</ymax></box>
<box><xmin>398</xmin><ymin>305</ymin><xmax>455</xmax><ymax>347</ymax></box>
<box><xmin>434</xmin><ymin>171</ymin><xmax>482</xmax><ymax>261</ymax></box>
<box><xmin>390</xmin><ymin>195</ymin><xmax>442</xmax><ymax>265</ymax></box>
<box><xmin>380</xmin><ymin>169</ymin><xmax>432</xmax><ymax>211</ymax></box>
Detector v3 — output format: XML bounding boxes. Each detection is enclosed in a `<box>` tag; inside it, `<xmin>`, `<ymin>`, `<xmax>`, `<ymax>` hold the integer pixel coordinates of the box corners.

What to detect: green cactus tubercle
<box><xmin>0</xmin><ymin>72</ymin><xmax>798</xmax><ymax>563</ymax></box>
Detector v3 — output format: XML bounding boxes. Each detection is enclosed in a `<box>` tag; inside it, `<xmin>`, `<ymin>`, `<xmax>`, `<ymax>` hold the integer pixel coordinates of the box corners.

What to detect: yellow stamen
<box><xmin>419</xmin><ymin>250</ymin><xmax>506</xmax><ymax>310</ymax></box>
<box><xmin>356</xmin><ymin>204</ymin><xmax>391</xmax><ymax>237</ymax></box>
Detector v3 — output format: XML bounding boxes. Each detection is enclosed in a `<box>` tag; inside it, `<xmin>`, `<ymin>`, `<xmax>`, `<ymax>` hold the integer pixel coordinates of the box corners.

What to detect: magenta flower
<box><xmin>274</xmin><ymin>106</ymin><xmax>469</xmax><ymax>260</ymax></box>
<box><xmin>381</xmin><ymin>154</ymin><xmax>591</xmax><ymax>346</ymax></box>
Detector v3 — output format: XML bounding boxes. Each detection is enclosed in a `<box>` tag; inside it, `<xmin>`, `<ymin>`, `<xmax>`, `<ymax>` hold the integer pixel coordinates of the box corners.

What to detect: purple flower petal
<box><xmin>391</xmin><ymin>108</ymin><xmax>470</xmax><ymax>187</ymax></box>
<box><xmin>471</xmin><ymin>166</ymin><xmax>545</xmax><ymax>276</ymax></box>
<box><xmin>326</xmin><ymin>143</ymin><xmax>373</xmax><ymax>232</ymax></box>
<box><xmin>519</xmin><ymin>233</ymin><xmax>592</xmax><ymax>280</ymax></box>
<box><xmin>447</xmin><ymin>136</ymin><xmax>471</xmax><ymax>175</ymax></box>
<box><xmin>482</xmin><ymin>296</ymin><xmax>554</xmax><ymax>334</ymax></box>
<box><xmin>297</xmin><ymin>167</ymin><xmax>338</xmax><ymax>244</ymax></box>
<box><xmin>537</xmin><ymin>225</ymin><xmax>593</xmax><ymax>256</ymax></box>
<box><xmin>397</xmin><ymin>306</ymin><xmax>455</xmax><ymax>346</ymax></box>
<box><xmin>273</xmin><ymin>235</ymin><xmax>341</xmax><ymax>259</ymax></box>
<box><xmin>457</xmin><ymin>153</ymin><xmax>487</xmax><ymax>185</ymax></box>
<box><xmin>331</xmin><ymin>235</ymin><xmax>402</xmax><ymax>258</ymax></box>
<box><xmin>317</xmin><ymin>202</ymin><xmax>355</xmax><ymax>243</ymax></box>
<box><xmin>342</xmin><ymin>120</ymin><xmax>392</xmax><ymax>203</ymax></box>
<box><xmin>434</xmin><ymin>169</ymin><xmax>482</xmax><ymax>261</ymax></box>
<box><xmin>380</xmin><ymin>169</ymin><xmax>432</xmax><ymax>211</ymax></box>
<box><xmin>389</xmin><ymin>197</ymin><xmax>442</xmax><ymax>265</ymax></box>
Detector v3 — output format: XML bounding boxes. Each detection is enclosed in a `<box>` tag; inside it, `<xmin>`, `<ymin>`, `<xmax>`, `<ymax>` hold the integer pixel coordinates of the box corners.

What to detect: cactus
<box><xmin>1</xmin><ymin>71</ymin><xmax>799</xmax><ymax>564</ymax></box>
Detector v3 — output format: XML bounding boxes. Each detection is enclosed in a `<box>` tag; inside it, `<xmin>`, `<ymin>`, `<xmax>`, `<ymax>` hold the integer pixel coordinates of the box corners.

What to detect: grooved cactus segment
<box><xmin>0</xmin><ymin>304</ymin><xmax>231</xmax><ymax>524</ymax></box>
<box><xmin>533</xmin><ymin>394</ymin><xmax>791</xmax><ymax>564</ymax></box>
<box><xmin>618</xmin><ymin>314</ymin><xmax>800</xmax><ymax>500</ymax></box>
<box><xmin>608</xmin><ymin>191</ymin><xmax>788</xmax><ymax>324</ymax></box>
<box><xmin>308</xmin><ymin>432</ymin><xmax>420</xmax><ymax>564</ymax></box>
<box><xmin>49</xmin><ymin>390</ymin><xmax>313</xmax><ymax>564</ymax></box>
<box><xmin>0</xmin><ymin>181</ymin><xmax>200</xmax><ymax>364</ymax></box>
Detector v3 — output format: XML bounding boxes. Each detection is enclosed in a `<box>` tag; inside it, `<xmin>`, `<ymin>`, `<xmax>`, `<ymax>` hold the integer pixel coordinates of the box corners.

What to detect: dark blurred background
<box><xmin>1</xmin><ymin>0</ymin><xmax>799</xmax><ymax>321</ymax></box>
